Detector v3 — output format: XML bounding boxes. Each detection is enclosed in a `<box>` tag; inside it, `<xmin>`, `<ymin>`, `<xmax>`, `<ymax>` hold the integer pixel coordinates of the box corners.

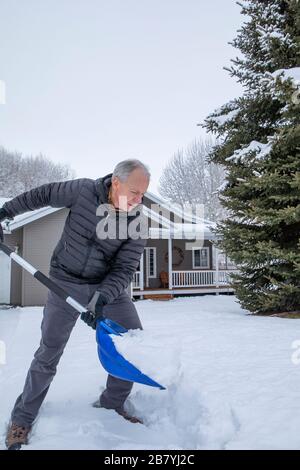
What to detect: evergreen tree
<box><xmin>202</xmin><ymin>0</ymin><xmax>300</xmax><ymax>314</ymax></box>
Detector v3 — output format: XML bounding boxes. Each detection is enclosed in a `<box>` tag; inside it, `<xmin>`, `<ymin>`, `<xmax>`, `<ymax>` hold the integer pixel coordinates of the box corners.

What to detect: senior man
<box><xmin>0</xmin><ymin>159</ymin><xmax>150</xmax><ymax>449</ymax></box>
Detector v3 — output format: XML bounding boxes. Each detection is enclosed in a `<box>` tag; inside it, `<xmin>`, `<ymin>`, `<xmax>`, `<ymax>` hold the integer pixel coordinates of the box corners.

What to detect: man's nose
<box><xmin>133</xmin><ymin>194</ymin><xmax>142</xmax><ymax>204</ymax></box>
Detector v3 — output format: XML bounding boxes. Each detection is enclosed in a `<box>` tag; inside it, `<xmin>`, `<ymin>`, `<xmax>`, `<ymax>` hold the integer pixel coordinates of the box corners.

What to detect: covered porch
<box><xmin>131</xmin><ymin>233</ymin><xmax>237</xmax><ymax>298</ymax></box>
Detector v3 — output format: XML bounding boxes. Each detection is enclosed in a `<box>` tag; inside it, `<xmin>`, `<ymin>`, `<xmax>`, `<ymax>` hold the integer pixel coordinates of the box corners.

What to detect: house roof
<box><xmin>144</xmin><ymin>206</ymin><xmax>216</xmax><ymax>240</ymax></box>
<box><xmin>149</xmin><ymin>224</ymin><xmax>218</xmax><ymax>240</ymax></box>
<box><xmin>145</xmin><ymin>191</ymin><xmax>215</xmax><ymax>226</ymax></box>
<box><xmin>1</xmin><ymin>191</ymin><xmax>217</xmax><ymax>239</ymax></box>
<box><xmin>0</xmin><ymin>198</ymin><xmax>62</xmax><ymax>232</ymax></box>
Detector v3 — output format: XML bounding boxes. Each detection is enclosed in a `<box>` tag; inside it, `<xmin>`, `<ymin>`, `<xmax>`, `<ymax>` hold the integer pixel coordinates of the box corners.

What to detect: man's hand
<box><xmin>0</xmin><ymin>208</ymin><xmax>9</xmax><ymax>243</ymax></box>
<box><xmin>81</xmin><ymin>291</ymin><xmax>108</xmax><ymax>329</ymax></box>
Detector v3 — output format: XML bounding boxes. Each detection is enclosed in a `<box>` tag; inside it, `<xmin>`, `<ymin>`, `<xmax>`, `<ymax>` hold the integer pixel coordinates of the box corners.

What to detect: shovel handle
<box><xmin>0</xmin><ymin>241</ymin><xmax>88</xmax><ymax>314</ymax></box>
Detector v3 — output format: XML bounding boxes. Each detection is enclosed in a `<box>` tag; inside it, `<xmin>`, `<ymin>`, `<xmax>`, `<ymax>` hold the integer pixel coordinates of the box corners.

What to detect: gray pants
<box><xmin>11</xmin><ymin>276</ymin><xmax>142</xmax><ymax>427</ymax></box>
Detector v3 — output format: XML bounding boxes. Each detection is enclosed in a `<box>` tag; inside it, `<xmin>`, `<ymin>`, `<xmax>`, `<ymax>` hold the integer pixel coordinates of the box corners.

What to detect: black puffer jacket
<box><xmin>2</xmin><ymin>174</ymin><xmax>147</xmax><ymax>303</ymax></box>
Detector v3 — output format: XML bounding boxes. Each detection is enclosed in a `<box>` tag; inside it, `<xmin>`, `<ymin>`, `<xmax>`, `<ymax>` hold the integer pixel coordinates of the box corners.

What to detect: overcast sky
<box><xmin>0</xmin><ymin>0</ymin><xmax>244</xmax><ymax>193</ymax></box>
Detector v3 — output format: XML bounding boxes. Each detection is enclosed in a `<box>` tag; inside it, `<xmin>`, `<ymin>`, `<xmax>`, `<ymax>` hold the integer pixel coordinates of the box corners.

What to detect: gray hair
<box><xmin>112</xmin><ymin>159</ymin><xmax>150</xmax><ymax>182</ymax></box>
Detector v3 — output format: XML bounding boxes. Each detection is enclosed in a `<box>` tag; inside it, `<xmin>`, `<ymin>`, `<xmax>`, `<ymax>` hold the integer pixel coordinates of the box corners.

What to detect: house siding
<box><xmin>144</xmin><ymin>239</ymin><xmax>213</xmax><ymax>289</ymax></box>
<box><xmin>145</xmin><ymin>239</ymin><xmax>167</xmax><ymax>289</ymax></box>
<box><xmin>22</xmin><ymin>209</ymin><xmax>69</xmax><ymax>306</ymax></box>
<box><xmin>5</xmin><ymin>230</ymin><xmax>23</xmax><ymax>305</ymax></box>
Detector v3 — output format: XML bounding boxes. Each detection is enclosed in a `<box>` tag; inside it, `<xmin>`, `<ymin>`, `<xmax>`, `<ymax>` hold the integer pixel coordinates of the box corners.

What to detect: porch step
<box><xmin>143</xmin><ymin>293</ymin><xmax>173</xmax><ymax>301</ymax></box>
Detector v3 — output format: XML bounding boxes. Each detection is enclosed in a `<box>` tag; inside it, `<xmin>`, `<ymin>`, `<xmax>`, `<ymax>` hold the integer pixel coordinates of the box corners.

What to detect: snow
<box><xmin>0</xmin><ymin>196</ymin><xmax>62</xmax><ymax>231</ymax></box>
<box><xmin>206</xmin><ymin>102</ymin><xmax>239</xmax><ymax>127</ymax></box>
<box><xmin>226</xmin><ymin>140</ymin><xmax>273</xmax><ymax>163</ymax></box>
<box><xmin>216</xmin><ymin>180</ymin><xmax>229</xmax><ymax>193</ymax></box>
<box><xmin>150</xmin><ymin>223</ymin><xmax>217</xmax><ymax>241</ymax></box>
<box><xmin>1</xmin><ymin>295</ymin><xmax>300</xmax><ymax>450</ymax></box>
<box><xmin>264</xmin><ymin>68</ymin><xmax>300</xmax><ymax>108</ymax></box>
<box><xmin>272</xmin><ymin>67</ymin><xmax>300</xmax><ymax>85</ymax></box>
<box><xmin>257</xmin><ymin>24</ymin><xmax>292</xmax><ymax>49</ymax></box>
<box><xmin>213</xmin><ymin>109</ymin><xmax>239</xmax><ymax>126</ymax></box>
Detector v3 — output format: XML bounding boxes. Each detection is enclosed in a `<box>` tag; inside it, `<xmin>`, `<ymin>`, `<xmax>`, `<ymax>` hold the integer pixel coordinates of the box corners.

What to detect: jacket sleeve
<box><xmin>2</xmin><ymin>179</ymin><xmax>86</xmax><ymax>218</ymax></box>
<box><xmin>96</xmin><ymin>237</ymin><xmax>147</xmax><ymax>304</ymax></box>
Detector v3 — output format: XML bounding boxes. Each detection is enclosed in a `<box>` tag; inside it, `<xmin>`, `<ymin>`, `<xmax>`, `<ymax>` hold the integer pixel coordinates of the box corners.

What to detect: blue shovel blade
<box><xmin>96</xmin><ymin>319</ymin><xmax>166</xmax><ymax>390</ymax></box>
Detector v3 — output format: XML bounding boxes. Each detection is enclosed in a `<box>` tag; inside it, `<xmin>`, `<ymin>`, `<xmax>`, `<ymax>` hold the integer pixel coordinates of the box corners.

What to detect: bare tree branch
<box><xmin>159</xmin><ymin>138</ymin><xmax>227</xmax><ymax>221</ymax></box>
<box><xmin>0</xmin><ymin>146</ymin><xmax>76</xmax><ymax>198</ymax></box>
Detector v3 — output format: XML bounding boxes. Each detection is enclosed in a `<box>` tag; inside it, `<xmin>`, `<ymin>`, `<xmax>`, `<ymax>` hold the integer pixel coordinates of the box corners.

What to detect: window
<box><xmin>192</xmin><ymin>247</ymin><xmax>209</xmax><ymax>269</ymax></box>
<box><xmin>145</xmin><ymin>247</ymin><xmax>157</xmax><ymax>278</ymax></box>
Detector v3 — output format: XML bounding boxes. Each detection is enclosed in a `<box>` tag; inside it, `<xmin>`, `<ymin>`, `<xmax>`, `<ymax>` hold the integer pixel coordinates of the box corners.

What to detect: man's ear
<box><xmin>111</xmin><ymin>176</ymin><xmax>119</xmax><ymax>190</ymax></box>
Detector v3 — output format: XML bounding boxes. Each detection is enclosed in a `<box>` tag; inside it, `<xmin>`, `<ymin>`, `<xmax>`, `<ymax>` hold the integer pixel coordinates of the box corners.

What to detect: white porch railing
<box><xmin>132</xmin><ymin>269</ymin><xmax>237</xmax><ymax>289</ymax></box>
<box><xmin>132</xmin><ymin>271</ymin><xmax>140</xmax><ymax>288</ymax></box>
<box><xmin>172</xmin><ymin>270</ymin><xmax>237</xmax><ymax>288</ymax></box>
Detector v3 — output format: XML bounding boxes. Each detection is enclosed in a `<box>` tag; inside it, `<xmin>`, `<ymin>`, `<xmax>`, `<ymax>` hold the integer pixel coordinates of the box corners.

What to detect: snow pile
<box><xmin>112</xmin><ymin>329</ymin><xmax>180</xmax><ymax>389</ymax></box>
<box><xmin>1</xmin><ymin>296</ymin><xmax>300</xmax><ymax>450</ymax></box>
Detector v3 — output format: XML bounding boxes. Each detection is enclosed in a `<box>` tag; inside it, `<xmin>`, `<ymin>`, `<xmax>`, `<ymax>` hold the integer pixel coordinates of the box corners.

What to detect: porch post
<box><xmin>211</xmin><ymin>242</ymin><xmax>216</xmax><ymax>269</ymax></box>
<box><xmin>215</xmin><ymin>246</ymin><xmax>219</xmax><ymax>295</ymax></box>
<box><xmin>129</xmin><ymin>281</ymin><xmax>133</xmax><ymax>299</ymax></box>
<box><xmin>139</xmin><ymin>250</ymin><xmax>144</xmax><ymax>292</ymax></box>
<box><xmin>168</xmin><ymin>237</ymin><xmax>173</xmax><ymax>290</ymax></box>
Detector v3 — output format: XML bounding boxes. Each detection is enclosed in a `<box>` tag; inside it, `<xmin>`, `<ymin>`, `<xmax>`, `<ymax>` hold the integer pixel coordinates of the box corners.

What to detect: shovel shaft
<box><xmin>0</xmin><ymin>242</ymin><xmax>88</xmax><ymax>314</ymax></box>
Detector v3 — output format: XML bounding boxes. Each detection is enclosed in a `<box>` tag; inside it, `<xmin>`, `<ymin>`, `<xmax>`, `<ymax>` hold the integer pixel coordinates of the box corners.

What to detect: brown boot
<box><xmin>5</xmin><ymin>423</ymin><xmax>31</xmax><ymax>450</ymax></box>
<box><xmin>92</xmin><ymin>399</ymin><xmax>143</xmax><ymax>424</ymax></box>
<box><xmin>115</xmin><ymin>407</ymin><xmax>143</xmax><ymax>424</ymax></box>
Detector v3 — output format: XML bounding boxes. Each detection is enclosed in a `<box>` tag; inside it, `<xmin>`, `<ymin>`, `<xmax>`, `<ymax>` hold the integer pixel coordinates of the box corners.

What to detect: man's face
<box><xmin>111</xmin><ymin>168</ymin><xmax>149</xmax><ymax>212</ymax></box>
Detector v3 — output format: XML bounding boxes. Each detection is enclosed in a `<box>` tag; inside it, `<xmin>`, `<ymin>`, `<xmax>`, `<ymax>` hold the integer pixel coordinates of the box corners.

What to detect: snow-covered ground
<box><xmin>1</xmin><ymin>295</ymin><xmax>300</xmax><ymax>450</ymax></box>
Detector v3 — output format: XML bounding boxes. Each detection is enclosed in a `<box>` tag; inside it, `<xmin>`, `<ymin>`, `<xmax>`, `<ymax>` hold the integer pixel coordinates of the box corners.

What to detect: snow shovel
<box><xmin>0</xmin><ymin>241</ymin><xmax>166</xmax><ymax>390</ymax></box>
<box><xmin>97</xmin><ymin>319</ymin><xmax>166</xmax><ymax>389</ymax></box>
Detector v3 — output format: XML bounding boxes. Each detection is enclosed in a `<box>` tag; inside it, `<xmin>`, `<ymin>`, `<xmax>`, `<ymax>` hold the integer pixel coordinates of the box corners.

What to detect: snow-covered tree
<box><xmin>159</xmin><ymin>138</ymin><xmax>227</xmax><ymax>221</ymax></box>
<box><xmin>202</xmin><ymin>0</ymin><xmax>300</xmax><ymax>314</ymax></box>
<box><xmin>0</xmin><ymin>146</ymin><xmax>75</xmax><ymax>197</ymax></box>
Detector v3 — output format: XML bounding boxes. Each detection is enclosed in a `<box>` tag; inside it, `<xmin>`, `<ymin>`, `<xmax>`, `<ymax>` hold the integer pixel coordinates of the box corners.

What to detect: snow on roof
<box><xmin>1</xmin><ymin>191</ymin><xmax>217</xmax><ymax>236</ymax></box>
<box><xmin>142</xmin><ymin>206</ymin><xmax>173</xmax><ymax>229</ymax></box>
<box><xmin>149</xmin><ymin>223</ymin><xmax>218</xmax><ymax>240</ymax></box>
<box><xmin>0</xmin><ymin>197</ymin><xmax>63</xmax><ymax>232</ymax></box>
<box><xmin>145</xmin><ymin>191</ymin><xmax>216</xmax><ymax>227</ymax></box>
